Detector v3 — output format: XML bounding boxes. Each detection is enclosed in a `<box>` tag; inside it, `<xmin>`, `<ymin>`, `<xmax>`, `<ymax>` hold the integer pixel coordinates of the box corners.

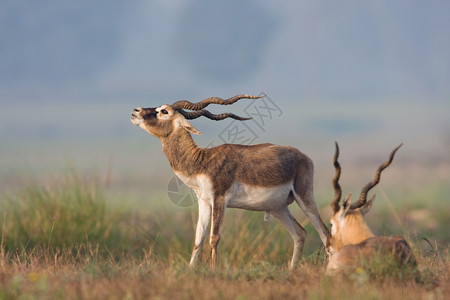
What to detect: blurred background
<box><xmin>1</xmin><ymin>0</ymin><xmax>449</xmax><ymax>215</ymax></box>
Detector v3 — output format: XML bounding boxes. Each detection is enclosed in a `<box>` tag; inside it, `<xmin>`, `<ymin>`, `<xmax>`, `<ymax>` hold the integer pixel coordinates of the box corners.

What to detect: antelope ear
<box><xmin>176</xmin><ymin>117</ymin><xmax>202</xmax><ymax>135</ymax></box>
<box><xmin>342</xmin><ymin>193</ymin><xmax>352</xmax><ymax>216</ymax></box>
<box><xmin>360</xmin><ymin>194</ymin><xmax>375</xmax><ymax>216</ymax></box>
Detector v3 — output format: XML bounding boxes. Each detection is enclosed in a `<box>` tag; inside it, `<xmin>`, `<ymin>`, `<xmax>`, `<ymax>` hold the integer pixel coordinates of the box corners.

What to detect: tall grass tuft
<box><xmin>0</xmin><ymin>172</ymin><xmax>138</xmax><ymax>259</ymax></box>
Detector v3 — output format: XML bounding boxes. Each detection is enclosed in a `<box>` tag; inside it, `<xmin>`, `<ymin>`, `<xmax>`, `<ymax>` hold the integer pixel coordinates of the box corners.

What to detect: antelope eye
<box><xmin>160</xmin><ymin>109</ymin><xmax>168</xmax><ymax>115</ymax></box>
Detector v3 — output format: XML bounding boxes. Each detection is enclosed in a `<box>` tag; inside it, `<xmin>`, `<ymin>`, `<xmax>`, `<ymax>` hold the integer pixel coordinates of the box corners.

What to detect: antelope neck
<box><xmin>160</xmin><ymin>130</ymin><xmax>205</xmax><ymax>175</ymax></box>
<box><xmin>344</xmin><ymin>214</ymin><xmax>374</xmax><ymax>244</ymax></box>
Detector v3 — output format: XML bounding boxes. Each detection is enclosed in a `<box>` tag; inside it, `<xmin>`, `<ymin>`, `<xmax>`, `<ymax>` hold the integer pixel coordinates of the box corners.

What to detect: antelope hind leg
<box><xmin>270</xmin><ymin>206</ymin><xmax>307</xmax><ymax>269</ymax></box>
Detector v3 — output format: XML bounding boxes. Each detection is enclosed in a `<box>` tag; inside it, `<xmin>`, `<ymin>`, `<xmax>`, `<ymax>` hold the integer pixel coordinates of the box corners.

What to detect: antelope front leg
<box><xmin>210</xmin><ymin>196</ymin><xmax>226</xmax><ymax>270</ymax></box>
<box><xmin>189</xmin><ymin>198</ymin><xmax>211</xmax><ymax>267</ymax></box>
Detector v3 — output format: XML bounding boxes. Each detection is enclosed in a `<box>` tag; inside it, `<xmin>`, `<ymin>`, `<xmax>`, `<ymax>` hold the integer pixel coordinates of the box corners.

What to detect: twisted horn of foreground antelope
<box><xmin>331</xmin><ymin>142</ymin><xmax>342</xmax><ymax>213</ymax></box>
<box><xmin>171</xmin><ymin>94</ymin><xmax>264</xmax><ymax>111</ymax></box>
<box><xmin>350</xmin><ymin>143</ymin><xmax>403</xmax><ymax>210</ymax></box>
<box><xmin>178</xmin><ymin>109</ymin><xmax>251</xmax><ymax>121</ymax></box>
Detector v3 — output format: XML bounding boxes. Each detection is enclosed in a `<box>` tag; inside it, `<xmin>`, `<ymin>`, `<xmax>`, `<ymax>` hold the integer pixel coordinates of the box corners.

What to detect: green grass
<box><xmin>1</xmin><ymin>171</ymin><xmax>131</xmax><ymax>257</ymax></box>
<box><xmin>0</xmin><ymin>171</ymin><xmax>449</xmax><ymax>299</ymax></box>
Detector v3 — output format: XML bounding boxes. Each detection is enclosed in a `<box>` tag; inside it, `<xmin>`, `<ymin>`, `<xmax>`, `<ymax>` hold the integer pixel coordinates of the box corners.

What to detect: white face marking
<box><xmin>156</xmin><ymin>105</ymin><xmax>172</xmax><ymax>120</ymax></box>
<box><xmin>131</xmin><ymin>107</ymin><xmax>146</xmax><ymax>128</ymax></box>
<box><xmin>330</xmin><ymin>219</ymin><xmax>337</xmax><ymax>236</ymax></box>
<box><xmin>131</xmin><ymin>117</ymin><xmax>149</xmax><ymax>132</ymax></box>
<box><xmin>130</xmin><ymin>117</ymin><xmax>143</xmax><ymax>126</ymax></box>
<box><xmin>337</xmin><ymin>209</ymin><xmax>347</xmax><ymax>223</ymax></box>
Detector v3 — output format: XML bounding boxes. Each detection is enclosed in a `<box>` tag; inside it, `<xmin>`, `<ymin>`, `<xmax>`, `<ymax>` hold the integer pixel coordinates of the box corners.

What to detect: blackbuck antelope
<box><xmin>327</xmin><ymin>142</ymin><xmax>416</xmax><ymax>274</ymax></box>
<box><xmin>131</xmin><ymin>94</ymin><xmax>330</xmax><ymax>269</ymax></box>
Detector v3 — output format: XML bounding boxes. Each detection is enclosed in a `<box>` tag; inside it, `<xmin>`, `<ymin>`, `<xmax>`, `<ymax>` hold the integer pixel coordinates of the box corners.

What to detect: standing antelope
<box><xmin>327</xmin><ymin>142</ymin><xmax>415</xmax><ymax>274</ymax></box>
<box><xmin>130</xmin><ymin>94</ymin><xmax>330</xmax><ymax>269</ymax></box>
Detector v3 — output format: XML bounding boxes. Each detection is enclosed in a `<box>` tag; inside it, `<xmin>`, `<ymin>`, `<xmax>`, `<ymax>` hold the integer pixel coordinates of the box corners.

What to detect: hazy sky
<box><xmin>1</xmin><ymin>1</ymin><xmax>449</xmax><ymax>196</ymax></box>
<box><xmin>1</xmin><ymin>0</ymin><xmax>449</xmax><ymax>104</ymax></box>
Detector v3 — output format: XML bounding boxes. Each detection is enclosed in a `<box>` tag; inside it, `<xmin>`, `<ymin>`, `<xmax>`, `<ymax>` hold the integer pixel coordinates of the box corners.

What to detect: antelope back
<box><xmin>326</xmin><ymin>236</ymin><xmax>416</xmax><ymax>274</ymax></box>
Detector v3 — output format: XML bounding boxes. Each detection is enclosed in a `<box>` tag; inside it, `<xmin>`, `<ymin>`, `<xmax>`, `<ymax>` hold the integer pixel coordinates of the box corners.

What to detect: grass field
<box><xmin>0</xmin><ymin>169</ymin><xmax>448</xmax><ymax>299</ymax></box>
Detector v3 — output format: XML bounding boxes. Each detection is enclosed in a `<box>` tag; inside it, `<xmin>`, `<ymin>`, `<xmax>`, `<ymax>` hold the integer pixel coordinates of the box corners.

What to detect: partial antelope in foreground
<box><xmin>131</xmin><ymin>94</ymin><xmax>330</xmax><ymax>269</ymax></box>
<box><xmin>326</xmin><ymin>142</ymin><xmax>416</xmax><ymax>274</ymax></box>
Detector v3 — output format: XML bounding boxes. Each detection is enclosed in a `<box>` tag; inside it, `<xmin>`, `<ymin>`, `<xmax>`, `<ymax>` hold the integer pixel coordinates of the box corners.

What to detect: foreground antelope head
<box><xmin>328</xmin><ymin>142</ymin><xmax>403</xmax><ymax>254</ymax></box>
<box><xmin>131</xmin><ymin>95</ymin><xmax>257</xmax><ymax>138</ymax></box>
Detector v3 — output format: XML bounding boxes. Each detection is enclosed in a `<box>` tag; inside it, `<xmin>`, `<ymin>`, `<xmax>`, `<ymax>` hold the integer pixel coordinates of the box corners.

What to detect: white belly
<box><xmin>225</xmin><ymin>181</ymin><xmax>293</xmax><ymax>211</ymax></box>
<box><xmin>174</xmin><ymin>172</ymin><xmax>293</xmax><ymax>211</ymax></box>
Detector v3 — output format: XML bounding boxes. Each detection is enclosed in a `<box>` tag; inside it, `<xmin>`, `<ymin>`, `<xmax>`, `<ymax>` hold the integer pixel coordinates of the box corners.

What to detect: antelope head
<box><xmin>131</xmin><ymin>95</ymin><xmax>263</xmax><ymax>138</ymax></box>
<box><xmin>328</xmin><ymin>142</ymin><xmax>403</xmax><ymax>254</ymax></box>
